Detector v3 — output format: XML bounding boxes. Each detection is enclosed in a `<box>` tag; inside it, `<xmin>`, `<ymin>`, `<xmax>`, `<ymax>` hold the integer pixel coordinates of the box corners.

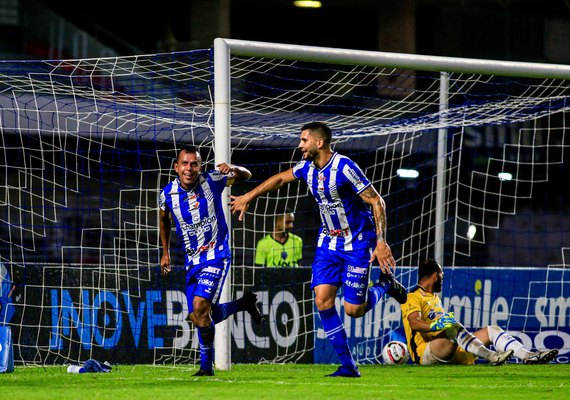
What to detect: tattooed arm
<box><xmin>359</xmin><ymin>185</ymin><xmax>396</xmax><ymax>273</ymax></box>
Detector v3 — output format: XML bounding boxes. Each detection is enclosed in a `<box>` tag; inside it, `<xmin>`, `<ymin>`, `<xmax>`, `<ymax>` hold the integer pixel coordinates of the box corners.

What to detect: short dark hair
<box><xmin>177</xmin><ymin>146</ymin><xmax>201</xmax><ymax>161</ymax></box>
<box><xmin>275</xmin><ymin>207</ymin><xmax>293</xmax><ymax>220</ymax></box>
<box><xmin>301</xmin><ymin>121</ymin><xmax>332</xmax><ymax>146</ymax></box>
<box><xmin>418</xmin><ymin>258</ymin><xmax>441</xmax><ymax>281</ymax></box>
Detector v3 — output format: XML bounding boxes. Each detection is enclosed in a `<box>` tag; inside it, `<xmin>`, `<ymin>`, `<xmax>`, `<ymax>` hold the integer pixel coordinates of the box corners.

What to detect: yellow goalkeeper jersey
<box><xmin>401</xmin><ymin>286</ymin><xmax>445</xmax><ymax>363</ymax></box>
<box><xmin>401</xmin><ymin>286</ymin><xmax>476</xmax><ymax>365</ymax></box>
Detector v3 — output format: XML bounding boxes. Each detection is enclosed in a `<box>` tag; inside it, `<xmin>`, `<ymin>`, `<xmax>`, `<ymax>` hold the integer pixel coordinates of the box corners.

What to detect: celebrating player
<box><xmin>230</xmin><ymin>121</ymin><xmax>407</xmax><ymax>377</ymax></box>
<box><xmin>159</xmin><ymin>146</ymin><xmax>263</xmax><ymax>376</ymax></box>
<box><xmin>401</xmin><ymin>258</ymin><xmax>559</xmax><ymax>365</ymax></box>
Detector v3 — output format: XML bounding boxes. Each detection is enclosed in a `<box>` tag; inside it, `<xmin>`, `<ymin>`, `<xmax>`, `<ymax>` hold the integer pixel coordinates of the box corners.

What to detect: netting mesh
<box><xmin>0</xmin><ymin>47</ymin><xmax>568</xmax><ymax>365</ymax></box>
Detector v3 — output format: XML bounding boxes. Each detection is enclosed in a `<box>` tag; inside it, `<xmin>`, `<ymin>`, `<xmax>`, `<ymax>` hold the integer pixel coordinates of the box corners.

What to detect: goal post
<box><xmin>213</xmin><ymin>38</ymin><xmax>570</xmax><ymax>368</ymax></box>
<box><xmin>213</xmin><ymin>38</ymin><xmax>232</xmax><ymax>371</ymax></box>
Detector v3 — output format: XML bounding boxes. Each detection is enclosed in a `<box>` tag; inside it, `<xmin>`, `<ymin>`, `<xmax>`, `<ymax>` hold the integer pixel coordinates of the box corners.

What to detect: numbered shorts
<box><xmin>311</xmin><ymin>246</ymin><xmax>372</xmax><ymax>305</ymax></box>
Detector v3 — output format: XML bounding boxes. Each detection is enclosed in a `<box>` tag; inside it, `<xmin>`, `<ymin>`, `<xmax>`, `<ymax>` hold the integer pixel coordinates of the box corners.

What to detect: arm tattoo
<box><xmin>362</xmin><ymin>187</ymin><xmax>387</xmax><ymax>242</ymax></box>
<box><xmin>374</xmin><ymin>200</ymin><xmax>387</xmax><ymax>242</ymax></box>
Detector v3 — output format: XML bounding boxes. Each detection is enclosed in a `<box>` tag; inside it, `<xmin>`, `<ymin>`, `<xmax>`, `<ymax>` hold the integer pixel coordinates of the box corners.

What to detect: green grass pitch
<box><xmin>2</xmin><ymin>363</ymin><xmax>568</xmax><ymax>400</ymax></box>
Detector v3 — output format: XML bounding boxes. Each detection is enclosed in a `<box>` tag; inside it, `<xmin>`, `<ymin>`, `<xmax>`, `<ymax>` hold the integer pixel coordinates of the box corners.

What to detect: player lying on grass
<box><xmin>401</xmin><ymin>258</ymin><xmax>559</xmax><ymax>365</ymax></box>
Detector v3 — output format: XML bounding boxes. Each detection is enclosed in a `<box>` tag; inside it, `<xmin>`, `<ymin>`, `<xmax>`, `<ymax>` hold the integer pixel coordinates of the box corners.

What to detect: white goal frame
<box><xmin>213</xmin><ymin>38</ymin><xmax>570</xmax><ymax>370</ymax></box>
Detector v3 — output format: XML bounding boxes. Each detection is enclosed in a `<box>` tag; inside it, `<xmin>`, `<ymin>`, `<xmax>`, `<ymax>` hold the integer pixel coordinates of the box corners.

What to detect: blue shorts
<box><xmin>312</xmin><ymin>246</ymin><xmax>372</xmax><ymax>305</ymax></box>
<box><xmin>185</xmin><ymin>259</ymin><xmax>229</xmax><ymax>313</ymax></box>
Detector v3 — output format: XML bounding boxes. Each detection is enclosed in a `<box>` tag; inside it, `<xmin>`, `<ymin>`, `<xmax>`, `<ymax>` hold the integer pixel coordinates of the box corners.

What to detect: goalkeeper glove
<box><xmin>429</xmin><ymin>312</ymin><xmax>456</xmax><ymax>332</ymax></box>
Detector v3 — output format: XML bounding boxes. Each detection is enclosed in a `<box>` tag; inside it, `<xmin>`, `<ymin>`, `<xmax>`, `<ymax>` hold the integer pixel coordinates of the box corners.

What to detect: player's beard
<box><xmin>433</xmin><ymin>278</ymin><xmax>442</xmax><ymax>293</ymax></box>
<box><xmin>302</xmin><ymin>148</ymin><xmax>316</xmax><ymax>161</ymax></box>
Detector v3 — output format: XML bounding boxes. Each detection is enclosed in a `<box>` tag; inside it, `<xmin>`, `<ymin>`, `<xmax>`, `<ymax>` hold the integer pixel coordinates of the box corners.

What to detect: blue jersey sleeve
<box><xmin>206</xmin><ymin>170</ymin><xmax>228</xmax><ymax>193</ymax></box>
<box><xmin>158</xmin><ymin>190</ymin><xmax>167</xmax><ymax>212</ymax></box>
<box><xmin>292</xmin><ymin>160</ymin><xmax>309</xmax><ymax>181</ymax></box>
<box><xmin>341</xmin><ymin>158</ymin><xmax>371</xmax><ymax>194</ymax></box>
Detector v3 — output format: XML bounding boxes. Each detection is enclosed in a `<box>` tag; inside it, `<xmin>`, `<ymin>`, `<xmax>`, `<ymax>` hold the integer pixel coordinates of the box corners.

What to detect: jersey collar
<box><xmin>312</xmin><ymin>151</ymin><xmax>337</xmax><ymax>171</ymax></box>
<box><xmin>175</xmin><ymin>176</ymin><xmax>200</xmax><ymax>192</ymax></box>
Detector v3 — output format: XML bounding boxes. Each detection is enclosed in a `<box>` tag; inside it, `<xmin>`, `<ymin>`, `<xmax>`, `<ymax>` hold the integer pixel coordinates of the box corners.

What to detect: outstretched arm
<box><xmin>408</xmin><ymin>311</ymin><xmax>459</xmax><ymax>333</ymax></box>
<box><xmin>230</xmin><ymin>169</ymin><xmax>296</xmax><ymax>221</ymax></box>
<box><xmin>217</xmin><ymin>162</ymin><xmax>252</xmax><ymax>186</ymax></box>
<box><xmin>359</xmin><ymin>185</ymin><xmax>396</xmax><ymax>273</ymax></box>
<box><xmin>159</xmin><ymin>208</ymin><xmax>172</xmax><ymax>276</ymax></box>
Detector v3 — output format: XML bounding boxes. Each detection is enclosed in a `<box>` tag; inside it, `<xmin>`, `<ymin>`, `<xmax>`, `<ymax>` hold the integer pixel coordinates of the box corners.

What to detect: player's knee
<box><xmin>344</xmin><ymin>303</ymin><xmax>365</xmax><ymax>318</ymax></box>
<box><xmin>190</xmin><ymin>310</ymin><xmax>211</xmax><ymax>327</ymax></box>
<box><xmin>345</xmin><ymin>309</ymin><xmax>364</xmax><ymax>318</ymax></box>
<box><xmin>191</xmin><ymin>298</ymin><xmax>211</xmax><ymax>324</ymax></box>
<box><xmin>315</xmin><ymin>297</ymin><xmax>335</xmax><ymax>311</ymax></box>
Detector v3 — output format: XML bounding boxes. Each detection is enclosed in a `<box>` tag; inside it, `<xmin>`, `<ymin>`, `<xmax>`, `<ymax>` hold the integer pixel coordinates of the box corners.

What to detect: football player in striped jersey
<box><xmin>230</xmin><ymin>121</ymin><xmax>407</xmax><ymax>377</ymax></box>
<box><xmin>159</xmin><ymin>146</ymin><xmax>263</xmax><ymax>376</ymax></box>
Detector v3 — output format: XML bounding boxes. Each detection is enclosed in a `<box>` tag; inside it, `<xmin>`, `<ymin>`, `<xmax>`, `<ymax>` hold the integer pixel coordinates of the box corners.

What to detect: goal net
<box><xmin>0</xmin><ymin>40</ymin><xmax>568</xmax><ymax>367</ymax></box>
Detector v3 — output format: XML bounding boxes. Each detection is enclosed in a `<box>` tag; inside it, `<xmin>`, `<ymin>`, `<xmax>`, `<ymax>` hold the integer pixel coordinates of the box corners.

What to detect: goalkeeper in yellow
<box><xmin>401</xmin><ymin>258</ymin><xmax>559</xmax><ymax>365</ymax></box>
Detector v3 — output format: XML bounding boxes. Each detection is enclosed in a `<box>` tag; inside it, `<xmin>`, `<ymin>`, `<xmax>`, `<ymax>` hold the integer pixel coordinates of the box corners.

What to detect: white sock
<box><xmin>487</xmin><ymin>325</ymin><xmax>534</xmax><ymax>360</ymax></box>
<box><xmin>454</xmin><ymin>326</ymin><xmax>494</xmax><ymax>360</ymax></box>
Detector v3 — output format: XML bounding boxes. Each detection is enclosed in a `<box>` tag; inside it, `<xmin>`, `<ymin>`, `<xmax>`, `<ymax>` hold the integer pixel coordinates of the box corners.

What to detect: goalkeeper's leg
<box><xmin>421</xmin><ymin>337</ymin><xmax>460</xmax><ymax>364</ymax></box>
<box><xmin>446</xmin><ymin>323</ymin><xmax>513</xmax><ymax>365</ymax></box>
<box><xmin>484</xmin><ymin>325</ymin><xmax>558</xmax><ymax>364</ymax></box>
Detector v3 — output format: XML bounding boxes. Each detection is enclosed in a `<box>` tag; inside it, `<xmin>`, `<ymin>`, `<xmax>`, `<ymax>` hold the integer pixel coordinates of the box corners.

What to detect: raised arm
<box><xmin>359</xmin><ymin>185</ymin><xmax>396</xmax><ymax>273</ymax></box>
<box><xmin>230</xmin><ymin>169</ymin><xmax>296</xmax><ymax>221</ymax></box>
<box><xmin>159</xmin><ymin>208</ymin><xmax>172</xmax><ymax>276</ymax></box>
<box><xmin>217</xmin><ymin>162</ymin><xmax>252</xmax><ymax>186</ymax></box>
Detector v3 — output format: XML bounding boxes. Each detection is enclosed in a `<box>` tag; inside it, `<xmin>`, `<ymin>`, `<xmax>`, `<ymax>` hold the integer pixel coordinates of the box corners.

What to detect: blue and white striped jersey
<box><xmin>292</xmin><ymin>152</ymin><xmax>376</xmax><ymax>251</ymax></box>
<box><xmin>159</xmin><ymin>171</ymin><xmax>230</xmax><ymax>271</ymax></box>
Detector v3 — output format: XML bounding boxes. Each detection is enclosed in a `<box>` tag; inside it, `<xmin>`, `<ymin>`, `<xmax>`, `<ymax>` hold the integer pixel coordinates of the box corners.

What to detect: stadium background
<box><xmin>0</xmin><ymin>0</ymin><xmax>568</xmax><ymax>366</ymax></box>
<box><xmin>0</xmin><ymin>1</ymin><xmax>568</xmax><ymax>64</ymax></box>
<box><xmin>1</xmin><ymin>0</ymin><xmax>568</xmax><ymax>269</ymax></box>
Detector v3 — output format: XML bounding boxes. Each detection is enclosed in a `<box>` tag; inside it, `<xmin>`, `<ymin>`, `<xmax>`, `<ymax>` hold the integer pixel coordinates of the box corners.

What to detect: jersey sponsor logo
<box><xmin>345</xmin><ymin>271</ymin><xmax>366</xmax><ymax>279</ymax></box>
<box><xmin>180</xmin><ymin>215</ymin><xmax>217</xmax><ymax>235</ymax></box>
<box><xmin>276</xmin><ymin>261</ymin><xmax>298</xmax><ymax>267</ymax></box>
<box><xmin>346</xmin><ymin>167</ymin><xmax>363</xmax><ymax>185</ymax></box>
<box><xmin>202</xmin><ymin>266</ymin><xmax>222</xmax><ymax>275</ymax></box>
<box><xmin>427</xmin><ymin>310</ymin><xmax>444</xmax><ymax>320</ymax></box>
<box><xmin>347</xmin><ymin>265</ymin><xmax>368</xmax><ymax>274</ymax></box>
<box><xmin>345</xmin><ymin>281</ymin><xmax>366</xmax><ymax>289</ymax></box>
<box><xmin>188</xmin><ymin>193</ymin><xmax>200</xmax><ymax>209</ymax></box>
<box><xmin>322</xmin><ymin>227</ymin><xmax>350</xmax><ymax>237</ymax></box>
<box><xmin>186</xmin><ymin>240</ymin><xmax>217</xmax><ymax>257</ymax></box>
<box><xmin>318</xmin><ymin>202</ymin><xmax>342</xmax><ymax>215</ymax></box>
<box><xmin>197</xmin><ymin>278</ymin><xmax>215</xmax><ymax>287</ymax></box>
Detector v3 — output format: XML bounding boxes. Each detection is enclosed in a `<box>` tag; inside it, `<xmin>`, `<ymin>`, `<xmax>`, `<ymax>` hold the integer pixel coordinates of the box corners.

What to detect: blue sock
<box><xmin>365</xmin><ymin>284</ymin><xmax>389</xmax><ymax>312</ymax></box>
<box><xmin>197</xmin><ymin>323</ymin><xmax>215</xmax><ymax>371</ymax></box>
<box><xmin>318</xmin><ymin>307</ymin><xmax>357</xmax><ymax>370</ymax></box>
<box><xmin>211</xmin><ymin>300</ymin><xmax>242</xmax><ymax>324</ymax></box>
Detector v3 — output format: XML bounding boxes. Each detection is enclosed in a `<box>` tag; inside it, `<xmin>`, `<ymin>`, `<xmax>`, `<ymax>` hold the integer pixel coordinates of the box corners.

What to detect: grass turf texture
<box><xmin>2</xmin><ymin>363</ymin><xmax>568</xmax><ymax>400</ymax></box>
